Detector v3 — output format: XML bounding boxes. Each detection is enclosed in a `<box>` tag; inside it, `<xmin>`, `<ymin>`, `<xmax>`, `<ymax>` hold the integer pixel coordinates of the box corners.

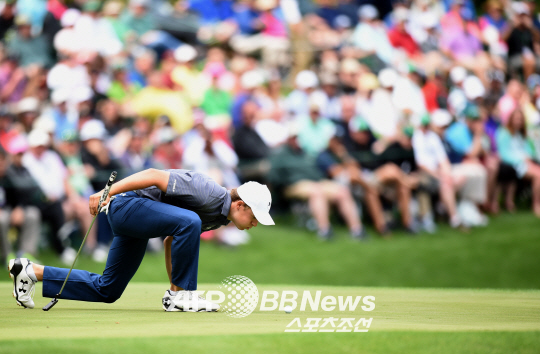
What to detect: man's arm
<box><xmin>89</xmin><ymin>168</ymin><xmax>170</xmax><ymax>216</ymax></box>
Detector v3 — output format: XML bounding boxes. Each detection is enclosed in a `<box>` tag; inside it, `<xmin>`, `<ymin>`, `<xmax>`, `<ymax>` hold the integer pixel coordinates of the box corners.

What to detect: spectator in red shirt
<box><xmin>387</xmin><ymin>8</ymin><xmax>420</xmax><ymax>59</ymax></box>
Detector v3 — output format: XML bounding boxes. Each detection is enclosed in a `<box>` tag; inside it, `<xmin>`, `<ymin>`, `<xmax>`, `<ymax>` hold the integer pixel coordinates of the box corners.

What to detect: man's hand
<box><xmin>89</xmin><ymin>190</ymin><xmax>109</xmax><ymax>216</ymax></box>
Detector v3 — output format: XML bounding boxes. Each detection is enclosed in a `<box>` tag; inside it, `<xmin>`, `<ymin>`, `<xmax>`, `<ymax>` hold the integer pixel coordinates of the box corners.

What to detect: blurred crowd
<box><xmin>1</xmin><ymin>0</ymin><xmax>540</xmax><ymax>265</ymax></box>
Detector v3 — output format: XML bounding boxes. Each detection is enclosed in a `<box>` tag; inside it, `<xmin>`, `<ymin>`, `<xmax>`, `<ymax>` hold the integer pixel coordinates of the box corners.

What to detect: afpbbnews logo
<box><xmin>258</xmin><ymin>291</ymin><xmax>376</xmax><ymax>312</ymax></box>
<box><xmin>175</xmin><ymin>276</ymin><xmax>376</xmax><ymax>318</ymax></box>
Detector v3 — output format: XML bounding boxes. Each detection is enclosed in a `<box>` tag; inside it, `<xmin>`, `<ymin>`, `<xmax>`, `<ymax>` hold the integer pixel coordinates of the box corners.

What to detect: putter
<box><xmin>43</xmin><ymin>171</ymin><xmax>118</xmax><ymax>311</ymax></box>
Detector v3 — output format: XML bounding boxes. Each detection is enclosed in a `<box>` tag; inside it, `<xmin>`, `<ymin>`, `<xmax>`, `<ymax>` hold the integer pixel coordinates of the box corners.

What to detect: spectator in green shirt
<box><xmin>6</xmin><ymin>15</ymin><xmax>53</xmax><ymax>68</ymax></box>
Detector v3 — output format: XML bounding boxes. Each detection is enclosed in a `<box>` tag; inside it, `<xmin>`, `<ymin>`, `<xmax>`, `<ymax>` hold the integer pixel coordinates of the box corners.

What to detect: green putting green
<box><xmin>1</xmin><ymin>283</ymin><xmax>539</xmax><ymax>353</ymax></box>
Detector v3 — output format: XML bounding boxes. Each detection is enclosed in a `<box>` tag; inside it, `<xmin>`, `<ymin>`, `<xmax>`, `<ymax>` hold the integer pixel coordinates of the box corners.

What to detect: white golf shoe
<box><xmin>162</xmin><ymin>290</ymin><xmax>220</xmax><ymax>312</ymax></box>
<box><xmin>8</xmin><ymin>258</ymin><xmax>37</xmax><ymax>309</ymax></box>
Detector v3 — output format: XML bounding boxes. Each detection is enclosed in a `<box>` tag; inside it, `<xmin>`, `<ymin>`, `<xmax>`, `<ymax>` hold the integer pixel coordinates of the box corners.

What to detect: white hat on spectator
<box><xmin>241</xmin><ymin>70</ymin><xmax>265</xmax><ymax>90</ymax></box>
<box><xmin>155</xmin><ymin>127</ymin><xmax>176</xmax><ymax>144</ymax></box>
<box><xmin>295</xmin><ymin>70</ymin><xmax>318</xmax><ymax>89</ymax></box>
<box><xmin>33</xmin><ymin>117</ymin><xmax>56</xmax><ymax>134</ymax></box>
<box><xmin>286</xmin><ymin>120</ymin><xmax>301</xmax><ymax>137</ymax></box>
<box><xmin>512</xmin><ymin>1</ymin><xmax>529</xmax><ymax>15</ymax></box>
<box><xmin>61</xmin><ymin>9</ymin><xmax>81</xmax><ymax>27</ymax></box>
<box><xmin>103</xmin><ymin>1</ymin><xmax>124</xmax><ymax>16</ymax></box>
<box><xmin>72</xmin><ymin>86</ymin><xmax>94</xmax><ymax>103</ymax></box>
<box><xmin>173</xmin><ymin>44</ymin><xmax>197</xmax><ymax>63</ymax></box>
<box><xmin>28</xmin><ymin>129</ymin><xmax>50</xmax><ymax>147</ymax></box>
<box><xmin>463</xmin><ymin>75</ymin><xmax>485</xmax><ymax>100</ymax></box>
<box><xmin>17</xmin><ymin>97</ymin><xmax>40</xmax><ymax>114</ymax></box>
<box><xmin>421</xmin><ymin>12</ymin><xmax>438</xmax><ymax>29</ymax></box>
<box><xmin>378</xmin><ymin>68</ymin><xmax>399</xmax><ymax>88</ymax></box>
<box><xmin>358</xmin><ymin>4</ymin><xmax>378</xmax><ymax>20</ymax></box>
<box><xmin>54</xmin><ymin>29</ymin><xmax>81</xmax><ymax>53</ymax></box>
<box><xmin>450</xmin><ymin>66</ymin><xmax>467</xmax><ymax>84</ymax></box>
<box><xmin>51</xmin><ymin>88</ymin><xmax>70</xmax><ymax>105</ymax></box>
<box><xmin>431</xmin><ymin>109</ymin><xmax>453</xmax><ymax>127</ymax></box>
<box><xmin>80</xmin><ymin>119</ymin><xmax>106</xmax><ymax>141</ymax></box>
<box><xmin>393</xmin><ymin>7</ymin><xmax>409</xmax><ymax>23</ymax></box>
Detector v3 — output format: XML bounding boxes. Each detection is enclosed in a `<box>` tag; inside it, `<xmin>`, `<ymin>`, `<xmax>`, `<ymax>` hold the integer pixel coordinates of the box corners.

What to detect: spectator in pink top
<box><xmin>497</xmin><ymin>80</ymin><xmax>524</xmax><ymax>124</ymax></box>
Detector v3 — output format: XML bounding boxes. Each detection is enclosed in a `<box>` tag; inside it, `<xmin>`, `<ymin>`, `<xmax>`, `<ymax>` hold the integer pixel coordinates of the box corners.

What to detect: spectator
<box><xmin>0</xmin><ymin>140</ymin><xmax>41</xmax><ymax>266</ymax></box>
<box><xmin>6</xmin><ymin>15</ymin><xmax>53</xmax><ymax>68</ymax></box>
<box><xmin>0</xmin><ymin>0</ymin><xmax>16</xmax><ymax>41</ymax></box>
<box><xmin>269</xmin><ymin>124</ymin><xmax>366</xmax><ymax>240</ymax></box>
<box><xmin>120</xmin><ymin>129</ymin><xmax>155</xmax><ymax>176</ymax></box>
<box><xmin>232</xmin><ymin>100</ymin><xmax>270</xmax><ymax>182</ymax></box>
<box><xmin>152</xmin><ymin>126</ymin><xmax>183</xmax><ymax>170</ymax></box>
<box><xmin>388</xmin><ymin>7</ymin><xmax>421</xmax><ymax>59</ymax></box>
<box><xmin>503</xmin><ymin>1</ymin><xmax>540</xmax><ymax>80</ymax></box>
<box><xmin>296</xmin><ymin>98</ymin><xmax>336</xmax><ymax>157</ymax></box>
<box><xmin>21</xmin><ymin>129</ymin><xmax>76</xmax><ymax>264</ymax></box>
<box><xmin>351</xmin><ymin>4</ymin><xmax>395</xmax><ymax>70</ymax></box>
<box><xmin>412</xmin><ymin>114</ymin><xmax>462</xmax><ymax>228</ymax></box>
<box><xmin>496</xmin><ymin>108</ymin><xmax>540</xmax><ymax>217</ymax></box>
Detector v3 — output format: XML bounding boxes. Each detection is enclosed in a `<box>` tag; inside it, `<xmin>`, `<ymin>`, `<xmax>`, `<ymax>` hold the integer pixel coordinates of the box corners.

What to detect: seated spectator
<box><xmin>80</xmin><ymin>120</ymin><xmax>123</xmax><ymax>260</ymax></box>
<box><xmin>444</xmin><ymin>105</ymin><xmax>493</xmax><ymax>217</ymax></box>
<box><xmin>230</xmin><ymin>0</ymin><xmax>290</xmax><ymax>69</ymax></box>
<box><xmin>269</xmin><ymin>125</ymin><xmax>366</xmax><ymax>240</ymax></box>
<box><xmin>412</xmin><ymin>114</ymin><xmax>462</xmax><ymax>228</ymax></box>
<box><xmin>171</xmin><ymin>45</ymin><xmax>209</xmax><ymax>107</ymax></box>
<box><xmin>107</xmin><ymin>62</ymin><xmax>143</xmax><ymax>103</ymax></box>
<box><xmin>120</xmin><ymin>129</ymin><xmax>155</xmax><ymax>176</ymax></box>
<box><xmin>297</xmin><ymin>99</ymin><xmax>336</xmax><ymax>157</ymax></box>
<box><xmin>232</xmin><ymin>100</ymin><xmax>270</xmax><ymax>182</ymax></box>
<box><xmin>0</xmin><ymin>53</ymin><xmax>26</xmax><ymax>103</ymax></box>
<box><xmin>496</xmin><ymin>108</ymin><xmax>540</xmax><ymax>217</ymax></box>
<box><xmin>131</xmin><ymin>71</ymin><xmax>193</xmax><ymax>133</ymax></box>
<box><xmin>0</xmin><ymin>141</ymin><xmax>41</xmax><ymax>267</ymax></box>
<box><xmin>200</xmin><ymin>68</ymin><xmax>233</xmax><ymax>130</ymax></box>
<box><xmin>0</xmin><ymin>0</ymin><xmax>15</xmax><ymax>41</ymax></box>
<box><xmin>42</xmin><ymin>88</ymin><xmax>78</xmax><ymax>143</ymax></box>
<box><xmin>6</xmin><ymin>15</ymin><xmax>53</xmax><ymax>68</ymax></box>
<box><xmin>285</xmin><ymin>70</ymin><xmax>319</xmax><ymax>119</ymax></box>
<box><xmin>152</xmin><ymin>126</ymin><xmax>183</xmax><ymax>170</ymax></box>
<box><xmin>344</xmin><ymin>116</ymin><xmax>418</xmax><ymax>233</ymax></box>
<box><xmin>387</xmin><ymin>7</ymin><xmax>421</xmax><ymax>59</ymax></box>
<box><xmin>351</xmin><ymin>5</ymin><xmax>395</xmax><ymax>70</ymax></box>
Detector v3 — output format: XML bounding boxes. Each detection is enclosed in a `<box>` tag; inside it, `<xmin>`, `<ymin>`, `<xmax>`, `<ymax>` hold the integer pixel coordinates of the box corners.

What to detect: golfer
<box><xmin>8</xmin><ymin>168</ymin><xmax>274</xmax><ymax>311</ymax></box>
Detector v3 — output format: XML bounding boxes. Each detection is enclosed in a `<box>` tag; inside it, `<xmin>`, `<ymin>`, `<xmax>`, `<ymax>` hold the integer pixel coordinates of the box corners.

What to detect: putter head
<box><xmin>42</xmin><ymin>298</ymin><xmax>58</xmax><ymax>311</ymax></box>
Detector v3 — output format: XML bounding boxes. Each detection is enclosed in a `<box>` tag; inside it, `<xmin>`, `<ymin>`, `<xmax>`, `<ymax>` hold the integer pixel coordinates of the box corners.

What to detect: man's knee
<box><xmin>184</xmin><ymin>215</ymin><xmax>202</xmax><ymax>234</ymax></box>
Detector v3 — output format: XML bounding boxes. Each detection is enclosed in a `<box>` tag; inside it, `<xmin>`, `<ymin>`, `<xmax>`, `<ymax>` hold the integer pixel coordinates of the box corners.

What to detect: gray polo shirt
<box><xmin>135</xmin><ymin>169</ymin><xmax>231</xmax><ymax>231</ymax></box>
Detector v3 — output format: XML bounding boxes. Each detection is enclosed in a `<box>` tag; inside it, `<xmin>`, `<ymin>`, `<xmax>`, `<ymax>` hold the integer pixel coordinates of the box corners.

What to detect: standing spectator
<box><xmin>21</xmin><ymin>129</ymin><xmax>76</xmax><ymax>264</ymax></box>
<box><xmin>0</xmin><ymin>139</ymin><xmax>41</xmax><ymax>266</ymax></box>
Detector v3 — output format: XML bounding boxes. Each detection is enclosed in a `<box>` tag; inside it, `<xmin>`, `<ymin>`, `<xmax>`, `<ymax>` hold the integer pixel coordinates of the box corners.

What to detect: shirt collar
<box><xmin>221</xmin><ymin>190</ymin><xmax>232</xmax><ymax>218</ymax></box>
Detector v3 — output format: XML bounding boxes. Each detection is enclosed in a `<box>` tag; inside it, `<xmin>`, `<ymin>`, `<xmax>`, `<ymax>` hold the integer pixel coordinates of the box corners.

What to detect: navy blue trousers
<box><xmin>43</xmin><ymin>192</ymin><xmax>201</xmax><ymax>303</ymax></box>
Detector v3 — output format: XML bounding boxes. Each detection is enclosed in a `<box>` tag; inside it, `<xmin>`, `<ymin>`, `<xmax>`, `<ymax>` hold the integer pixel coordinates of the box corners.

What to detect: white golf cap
<box><xmin>378</xmin><ymin>68</ymin><xmax>399</xmax><ymax>88</ymax></box>
<box><xmin>237</xmin><ymin>181</ymin><xmax>274</xmax><ymax>225</ymax></box>
<box><xmin>431</xmin><ymin>109</ymin><xmax>453</xmax><ymax>127</ymax></box>
<box><xmin>295</xmin><ymin>70</ymin><xmax>318</xmax><ymax>90</ymax></box>
<box><xmin>80</xmin><ymin>119</ymin><xmax>106</xmax><ymax>141</ymax></box>
<box><xmin>450</xmin><ymin>66</ymin><xmax>467</xmax><ymax>84</ymax></box>
<box><xmin>241</xmin><ymin>70</ymin><xmax>265</xmax><ymax>90</ymax></box>
<box><xmin>51</xmin><ymin>88</ymin><xmax>70</xmax><ymax>104</ymax></box>
<box><xmin>61</xmin><ymin>8</ymin><xmax>81</xmax><ymax>27</ymax></box>
<box><xmin>173</xmin><ymin>44</ymin><xmax>197</xmax><ymax>63</ymax></box>
<box><xmin>358</xmin><ymin>4</ymin><xmax>378</xmax><ymax>20</ymax></box>
<box><xmin>463</xmin><ymin>75</ymin><xmax>485</xmax><ymax>100</ymax></box>
<box><xmin>28</xmin><ymin>129</ymin><xmax>50</xmax><ymax>147</ymax></box>
<box><xmin>16</xmin><ymin>97</ymin><xmax>40</xmax><ymax>114</ymax></box>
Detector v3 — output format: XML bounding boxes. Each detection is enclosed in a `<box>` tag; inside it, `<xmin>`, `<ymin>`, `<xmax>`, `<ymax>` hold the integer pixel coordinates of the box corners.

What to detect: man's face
<box><xmin>231</xmin><ymin>202</ymin><xmax>259</xmax><ymax>230</ymax></box>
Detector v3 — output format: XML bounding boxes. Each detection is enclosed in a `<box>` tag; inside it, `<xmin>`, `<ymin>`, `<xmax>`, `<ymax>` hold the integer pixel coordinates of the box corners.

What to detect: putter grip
<box><xmin>98</xmin><ymin>171</ymin><xmax>117</xmax><ymax>212</ymax></box>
